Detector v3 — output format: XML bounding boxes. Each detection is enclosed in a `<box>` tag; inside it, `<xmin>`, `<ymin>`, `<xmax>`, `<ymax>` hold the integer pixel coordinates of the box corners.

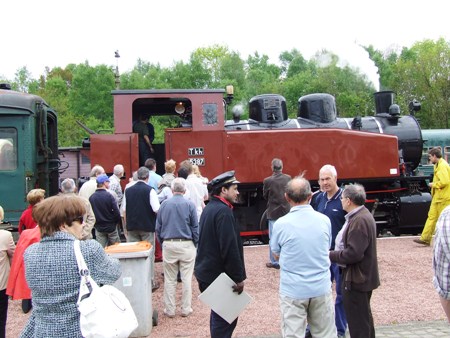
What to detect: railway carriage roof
<box><xmin>422</xmin><ymin>129</ymin><xmax>450</xmax><ymax>145</ymax></box>
<box><xmin>111</xmin><ymin>89</ymin><xmax>225</xmax><ymax>95</ymax></box>
<box><xmin>0</xmin><ymin>89</ymin><xmax>49</xmax><ymax>114</ymax></box>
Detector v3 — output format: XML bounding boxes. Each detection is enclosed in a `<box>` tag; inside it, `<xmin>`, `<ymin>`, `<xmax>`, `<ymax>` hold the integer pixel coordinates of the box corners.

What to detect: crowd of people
<box><xmin>265</xmin><ymin>161</ymin><xmax>379</xmax><ymax>338</ymax></box>
<box><xmin>1</xmin><ymin>147</ymin><xmax>450</xmax><ymax>337</ymax></box>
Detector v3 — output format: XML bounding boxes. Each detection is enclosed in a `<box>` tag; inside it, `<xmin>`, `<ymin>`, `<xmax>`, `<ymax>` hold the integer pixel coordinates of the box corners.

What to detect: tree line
<box><xmin>1</xmin><ymin>38</ymin><xmax>449</xmax><ymax>147</ymax></box>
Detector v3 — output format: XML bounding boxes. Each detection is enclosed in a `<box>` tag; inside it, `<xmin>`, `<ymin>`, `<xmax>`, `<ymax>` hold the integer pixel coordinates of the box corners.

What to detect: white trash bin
<box><xmin>105</xmin><ymin>242</ymin><xmax>154</xmax><ymax>337</ymax></box>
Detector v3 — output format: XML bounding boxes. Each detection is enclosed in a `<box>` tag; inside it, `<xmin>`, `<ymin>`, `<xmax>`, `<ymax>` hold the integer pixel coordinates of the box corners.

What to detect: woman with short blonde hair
<box><xmin>18</xmin><ymin>189</ymin><xmax>45</xmax><ymax>234</ymax></box>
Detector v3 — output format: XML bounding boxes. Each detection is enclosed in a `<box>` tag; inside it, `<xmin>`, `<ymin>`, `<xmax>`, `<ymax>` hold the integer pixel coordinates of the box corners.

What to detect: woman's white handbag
<box><xmin>74</xmin><ymin>240</ymin><xmax>138</xmax><ymax>338</ymax></box>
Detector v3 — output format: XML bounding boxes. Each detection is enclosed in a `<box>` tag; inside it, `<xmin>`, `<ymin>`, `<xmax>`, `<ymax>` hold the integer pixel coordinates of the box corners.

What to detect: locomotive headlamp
<box><xmin>408</xmin><ymin>99</ymin><xmax>421</xmax><ymax>116</ymax></box>
<box><xmin>175</xmin><ymin>102</ymin><xmax>185</xmax><ymax>114</ymax></box>
<box><xmin>224</xmin><ymin>85</ymin><xmax>234</xmax><ymax>105</ymax></box>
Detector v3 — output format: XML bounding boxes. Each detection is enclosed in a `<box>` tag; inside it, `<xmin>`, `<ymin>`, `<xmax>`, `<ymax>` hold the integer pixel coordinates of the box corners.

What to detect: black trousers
<box><xmin>342</xmin><ymin>288</ymin><xmax>375</xmax><ymax>338</ymax></box>
<box><xmin>0</xmin><ymin>289</ymin><xmax>8</xmax><ymax>338</ymax></box>
<box><xmin>198</xmin><ymin>280</ymin><xmax>239</xmax><ymax>338</ymax></box>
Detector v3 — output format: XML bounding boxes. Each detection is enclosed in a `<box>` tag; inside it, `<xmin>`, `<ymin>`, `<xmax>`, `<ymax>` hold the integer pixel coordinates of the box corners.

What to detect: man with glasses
<box><xmin>330</xmin><ymin>183</ymin><xmax>380</xmax><ymax>338</ymax></box>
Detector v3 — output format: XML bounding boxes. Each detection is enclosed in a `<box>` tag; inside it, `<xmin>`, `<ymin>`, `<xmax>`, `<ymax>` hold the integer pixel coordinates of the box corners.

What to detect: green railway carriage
<box><xmin>0</xmin><ymin>85</ymin><xmax>59</xmax><ymax>228</ymax></box>
<box><xmin>417</xmin><ymin>129</ymin><xmax>450</xmax><ymax>178</ymax></box>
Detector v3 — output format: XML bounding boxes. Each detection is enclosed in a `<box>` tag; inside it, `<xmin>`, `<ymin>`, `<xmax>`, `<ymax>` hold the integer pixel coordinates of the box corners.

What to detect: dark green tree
<box><xmin>68</xmin><ymin>63</ymin><xmax>115</xmax><ymax>123</ymax></box>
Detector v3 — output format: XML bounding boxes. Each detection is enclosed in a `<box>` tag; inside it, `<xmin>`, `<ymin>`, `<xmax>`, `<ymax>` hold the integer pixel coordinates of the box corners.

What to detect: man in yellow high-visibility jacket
<box><xmin>414</xmin><ymin>147</ymin><xmax>450</xmax><ymax>245</ymax></box>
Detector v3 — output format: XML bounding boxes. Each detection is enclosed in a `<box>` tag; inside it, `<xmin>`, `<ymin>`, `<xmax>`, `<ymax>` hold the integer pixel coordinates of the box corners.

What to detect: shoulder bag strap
<box><xmin>74</xmin><ymin>240</ymin><xmax>88</xmax><ymax>274</ymax></box>
<box><xmin>74</xmin><ymin>240</ymin><xmax>96</xmax><ymax>301</ymax></box>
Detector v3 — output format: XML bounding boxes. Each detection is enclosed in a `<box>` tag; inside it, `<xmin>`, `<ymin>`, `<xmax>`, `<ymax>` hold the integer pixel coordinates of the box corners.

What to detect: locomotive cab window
<box><xmin>0</xmin><ymin>128</ymin><xmax>17</xmax><ymax>170</ymax></box>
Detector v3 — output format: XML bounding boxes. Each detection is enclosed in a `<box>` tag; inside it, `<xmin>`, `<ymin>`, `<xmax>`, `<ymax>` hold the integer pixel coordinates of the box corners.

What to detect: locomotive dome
<box><xmin>249</xmin><ymin>94</ymin><xmax>288</xmax><ymax>123</ymax></box>
<box><xmin>297</xmin><ymin>93</ymin><xmax>337</xmax><ymax>123</ymax></box>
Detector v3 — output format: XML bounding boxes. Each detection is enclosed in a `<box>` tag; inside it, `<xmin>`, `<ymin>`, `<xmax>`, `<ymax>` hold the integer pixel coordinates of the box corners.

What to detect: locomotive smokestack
<box><xmin>232</xmin><ymin>104</ymin><xmax>244</xmax><ymax>123</ymax></box>
<box><xmin>374</xmin><ymin>91</ymin><xmax>395</xmax><ymax>115</ymax></box>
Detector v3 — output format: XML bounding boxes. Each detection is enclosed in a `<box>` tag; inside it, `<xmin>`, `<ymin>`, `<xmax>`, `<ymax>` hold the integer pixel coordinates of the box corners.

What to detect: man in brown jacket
<box><xmin>329</xmin><ymin>183</ymin><xmax>380</xmax><ymax>338</ymax></box>
<box><xmin>263</xmin><ymin>158</ymin><xmax>291</xmax><ymax>269</ymax></box>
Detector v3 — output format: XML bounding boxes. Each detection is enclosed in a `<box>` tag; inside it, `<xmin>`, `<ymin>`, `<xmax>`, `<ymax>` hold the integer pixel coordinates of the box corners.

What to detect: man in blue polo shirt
<box><xmin>310</xmin><ymin>164</ymin><xmax>347</xmax><ymax>338</ymax></box>
<box><xmin>271</xmin><ymin>177</ymin><xmax>336</xmax><ymax>337</ymax></box>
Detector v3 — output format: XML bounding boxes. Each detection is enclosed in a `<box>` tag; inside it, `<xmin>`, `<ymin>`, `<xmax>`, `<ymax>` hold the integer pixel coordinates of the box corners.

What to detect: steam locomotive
<box><xmin>89</xmin><ymin>88</ymin><xmax>431</xmax><ymax>239</ymax></box>
<box><xmin>0</xmin><ymin>83</ymin><xmax>431</xmax><ymax>238</ymax></box>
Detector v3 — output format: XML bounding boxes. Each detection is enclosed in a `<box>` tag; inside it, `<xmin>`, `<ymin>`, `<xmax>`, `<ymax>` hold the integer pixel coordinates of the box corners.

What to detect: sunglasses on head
<box><xmin>72</xmin><ymin>216</ymin><xmax>84</xmax><ymax>224</ymax></box>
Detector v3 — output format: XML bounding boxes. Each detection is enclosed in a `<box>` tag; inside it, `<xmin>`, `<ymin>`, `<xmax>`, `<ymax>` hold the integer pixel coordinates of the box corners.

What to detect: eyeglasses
<box><xmin>72</xmin><ymin>216</ymin><xmax>84</xmax><ymax>224</ymax></box>
<box><xmin>340</xmin><ymin>196</ymin><xmax>349</xmax><ymax>201</ymax></box>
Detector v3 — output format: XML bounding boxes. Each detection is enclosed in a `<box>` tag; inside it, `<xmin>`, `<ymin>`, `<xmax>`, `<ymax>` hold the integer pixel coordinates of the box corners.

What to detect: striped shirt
<box><xmin>433</xmin><ymin>205</ymin><xmax>450</xmax><ymax>299</ymax></box>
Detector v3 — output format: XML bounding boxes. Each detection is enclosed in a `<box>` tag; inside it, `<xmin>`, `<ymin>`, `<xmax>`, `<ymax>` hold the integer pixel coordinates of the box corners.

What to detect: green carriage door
<box><xmin>0</xmin><ymin>117</ymin><xmax>27</xmax><ymax>226</ymax></box>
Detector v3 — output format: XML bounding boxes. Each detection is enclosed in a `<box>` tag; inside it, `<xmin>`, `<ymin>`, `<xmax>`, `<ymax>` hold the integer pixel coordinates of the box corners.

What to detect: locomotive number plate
<box><xmin>189</xmin><ymin>158</ymin><xmax>205</xmax><ymax>166</ymax></box>
<box><xmin>188</xmin><ymin>147</ymin><xmax>204</xmax><ymax>156</ymax></box>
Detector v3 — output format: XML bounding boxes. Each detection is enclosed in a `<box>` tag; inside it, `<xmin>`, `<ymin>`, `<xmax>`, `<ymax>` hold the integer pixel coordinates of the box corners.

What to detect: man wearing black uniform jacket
<box><xmin>194</xmin><ymin>170</ymin><xmax>246</xmax><ymax>338</ymax></box>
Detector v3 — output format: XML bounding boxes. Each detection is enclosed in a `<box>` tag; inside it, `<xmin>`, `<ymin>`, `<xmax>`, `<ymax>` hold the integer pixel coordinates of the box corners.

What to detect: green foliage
<box><xmin>368</xmin><ymin>38</ymin><xmax>450</xmax><ymax>128</ymax></box>
<box><xmin>7</xmin><ymin>38</ymin><xmax>450</xmax><ymax>147</ymax></box>
<box><xmin>279</xmin><ymin>49</ymin><xmax>310</xmax><ymax>78</ymax></box>
<box><xmin>244</xmin><ymin>52</ymin><xmax>282</xmax><ymax>98</ymax></box>
<box><xmin>68</xmin><ymin>63</ymin><xmax>115</xmax><ymax>123</ymax></box>
<box><xmin>151</xmin><ymin>116</ymin><xmax>179</xmax><ymax>143</ymax></box>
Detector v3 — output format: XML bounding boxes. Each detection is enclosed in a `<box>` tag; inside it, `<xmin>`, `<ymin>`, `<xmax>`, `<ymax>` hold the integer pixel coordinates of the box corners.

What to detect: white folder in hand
<box><xmin>198</xmin><ymin>272</ymin><xmax>252</xmax><ymax>324</ymax></box>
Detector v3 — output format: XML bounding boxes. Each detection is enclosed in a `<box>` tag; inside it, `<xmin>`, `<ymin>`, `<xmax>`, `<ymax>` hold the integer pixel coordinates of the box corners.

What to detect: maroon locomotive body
<box><xmin>87</xmin><ymin>88</ymin><xmax>430</xmax><ymax>240</ymax></box>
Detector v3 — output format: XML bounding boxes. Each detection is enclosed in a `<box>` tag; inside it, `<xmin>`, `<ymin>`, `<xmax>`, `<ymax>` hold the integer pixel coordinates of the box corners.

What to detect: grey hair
<box><xmin>271</xmin><ymin>158</ymin><xmax>283</xmax><ymax>172</ymax></box>
<box><xmin>342</xmin><ymin>183</ymin><xmax>366</xmax><ymax>206</ymax></box>
<box><xmin>137</xmin><ymin>166</ymin><xmax>150</xmax><ymax>180</ymax></box>
<box><xmin>61</xmin><ymin>178</ymin><xmax>77</xmax><ymax>193</ymax></box>
<box><xmin>171</xmin><ymin>177</ymin><xmax>186</xmax><ymax>193</ymax></box>
<box><xmin>131</xmin><ymin>171</ymin><xmax>138</xmax><ymax>181</ymax></box>
<box><xmin>113</xmin><ymin>164</ymin><xmax>124</xmax><ymax>176</ymax></box>
<box><xmin>319</xmin><ymin>164</ymin><xmax>337</xmax><ymax>178</ymax></box>
<box><xmin>90</xmin><ymin>165</ymin><xmax>104</xmax><ymax>178</ymax></box>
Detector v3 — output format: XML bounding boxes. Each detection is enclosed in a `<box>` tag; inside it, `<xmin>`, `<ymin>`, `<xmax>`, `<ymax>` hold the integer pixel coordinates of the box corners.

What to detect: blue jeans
<box><xmin>331</xmin><ymin>263</ymin><xmax>347</xmax><ymax>336</ymax></box>
<box><xmin>210</xmin><ymin>310</ymin><xmax>238</xmax><ymax>338</ymax></box>
<box><xmin>268</xmin><ymin>220</ymin><xmax>279</xmax><ymax>266</ymax></box>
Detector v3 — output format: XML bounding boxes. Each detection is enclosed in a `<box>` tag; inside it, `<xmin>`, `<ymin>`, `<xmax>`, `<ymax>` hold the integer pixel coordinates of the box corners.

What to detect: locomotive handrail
<box><xmin>365</xmin><ymin>187</ymin><xmax>408</xmax><ymax>194</ymax></box>
<box><xmin>76</xmin><ymin>120</ymin><xmax>97</xmax><ymax>135</ymax></box>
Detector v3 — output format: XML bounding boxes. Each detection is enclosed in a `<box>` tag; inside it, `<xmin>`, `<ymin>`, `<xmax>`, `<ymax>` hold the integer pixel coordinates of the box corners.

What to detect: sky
<box><xmin>1</xmin><ymin>0</ymin><xmax>449</xmax><ymax>90</ymax></box>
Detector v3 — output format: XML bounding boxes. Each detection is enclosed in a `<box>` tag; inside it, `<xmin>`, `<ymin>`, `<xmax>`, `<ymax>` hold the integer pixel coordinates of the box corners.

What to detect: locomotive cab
<box><xmin>89</xmin><ymin>89</ymin><xmax>228</xmax><ymax>188</ymax></box>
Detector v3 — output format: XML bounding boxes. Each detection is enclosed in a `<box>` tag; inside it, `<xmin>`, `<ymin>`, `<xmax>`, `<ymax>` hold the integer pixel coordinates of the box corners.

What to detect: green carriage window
<box><xmin>0</xmin><ymin>128</ymin><xmax>17</xmax><ymax>170</ymax></box>
<box><xmin>445</xmin><ymin>147</ymin><xmax>450</xmax><ymax>162</ymax></box>
<box><xmin>421</xmin><ymin>146</ymin><xmax>443</xmax><ymax>165</ymax></box>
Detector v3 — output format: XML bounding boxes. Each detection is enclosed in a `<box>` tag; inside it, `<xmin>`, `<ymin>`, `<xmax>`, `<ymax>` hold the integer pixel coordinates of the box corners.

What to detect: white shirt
<box><xmin>121</xmin><ymin>181</ymin><xmax>160</xmax><ymax>214</ymax></box>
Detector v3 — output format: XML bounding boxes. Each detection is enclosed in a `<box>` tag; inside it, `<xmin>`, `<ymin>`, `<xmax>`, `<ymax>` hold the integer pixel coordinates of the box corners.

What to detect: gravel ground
<box><xmin>6</xmin><ymin>236</ymin><xmax>446</xmax><ymax>337</ymax></box>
